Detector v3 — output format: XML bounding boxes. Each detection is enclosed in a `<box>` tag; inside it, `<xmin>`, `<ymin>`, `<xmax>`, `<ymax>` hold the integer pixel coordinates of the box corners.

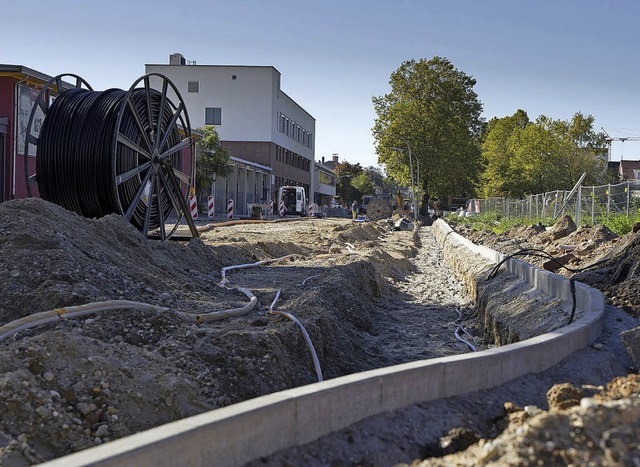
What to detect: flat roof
<box><xmin>0</xmin><ymin>64</ymin><xmax>57</xmax><ymax>83</ymax></box>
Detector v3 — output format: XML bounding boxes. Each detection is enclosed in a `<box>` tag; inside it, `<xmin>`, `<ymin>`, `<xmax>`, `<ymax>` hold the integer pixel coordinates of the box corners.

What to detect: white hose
<box><xmin>268</xmin><ymin>289</ymin><xmax>323</xmax><ymax>382</ymax></box>
<box><xmin>0</xmin><ymin>300</ymin><xmax>168</xmax><ymax>343</ymax></box>
<box><xmin>301</xmin><ymin>274</ymin><xmax>321</xmax><ymax>286</ymax></box>
<box><xmin>220</xmin><ymin>254</ymin><xmax>303</xmax><ymax>283</ymax></box>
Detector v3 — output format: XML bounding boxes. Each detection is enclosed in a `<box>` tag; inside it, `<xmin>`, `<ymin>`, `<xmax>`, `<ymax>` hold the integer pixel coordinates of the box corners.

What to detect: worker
<box><xmin>351</xmin><ymin>200</ymin><xmax>358</xmax><ymax>219</ymax></box>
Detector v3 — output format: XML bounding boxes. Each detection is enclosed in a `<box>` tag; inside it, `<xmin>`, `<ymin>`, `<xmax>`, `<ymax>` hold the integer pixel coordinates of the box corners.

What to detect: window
<box><xmin>232</xmin><ymin>75</ymin><xmax>237</xmax><ymax>80</ymax></box>
<box><xmin>188</xmin><ymin>81</ymin><xmax>199</xmax><ymax>93</ymax></box>
<box><xmin>205</xmin><ymin>107</ymin><xmax>222</xmax><ymax>125</ymax></box>
<box><xmin>634</xmin><ymin>169</ymin><xmax>640</xmax><ymax>179</ymax></box>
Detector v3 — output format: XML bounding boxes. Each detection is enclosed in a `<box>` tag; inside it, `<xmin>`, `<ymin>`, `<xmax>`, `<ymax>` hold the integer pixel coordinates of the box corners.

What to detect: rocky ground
<box><xmin>0</xmin><ymin>198</ymin><xmax>477</xmax><ymax>465</ymax></box>
<box><xmin>0</xmin><ymin>199</ymin><xmax>639</xmax><ymax>466</ymax></box>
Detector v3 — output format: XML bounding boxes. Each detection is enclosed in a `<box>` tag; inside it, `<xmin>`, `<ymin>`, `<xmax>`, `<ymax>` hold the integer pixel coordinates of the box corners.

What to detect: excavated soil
<box><xmin>0</xmin><ymin>198</ymin><xmax>475</xmax><ymax>465</ymax></box>
<box><xmin>1</xmin><ymin>199</ymin><xmax>639</xmax><ymax>466</ymax></box>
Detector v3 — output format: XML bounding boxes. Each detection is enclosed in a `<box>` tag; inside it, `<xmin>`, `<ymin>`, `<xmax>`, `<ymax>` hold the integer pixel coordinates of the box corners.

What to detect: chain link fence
<box><xmin>467</xmin><ymin>180</ymin><xmax>640</xmax><ymax>225</ymax></box>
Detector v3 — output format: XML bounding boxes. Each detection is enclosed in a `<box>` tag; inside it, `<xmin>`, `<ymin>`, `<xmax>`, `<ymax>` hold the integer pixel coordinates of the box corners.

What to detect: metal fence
<box><xmin>469</xmin><ymin>180</ymin><xmax>640</xmax><ymax>225</ymax></box>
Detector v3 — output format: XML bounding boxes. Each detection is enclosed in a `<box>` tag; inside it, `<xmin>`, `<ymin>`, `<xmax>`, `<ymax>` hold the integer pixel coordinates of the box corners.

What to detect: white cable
<box><xmin>0</xmin><ymin>300</ymin><xmax>168</xmax><ymax>343</ymax></box>
<box><xmin>268</xmin><ymin>289</ymin><xmax>323</xmax><ymax>382</ymax></box>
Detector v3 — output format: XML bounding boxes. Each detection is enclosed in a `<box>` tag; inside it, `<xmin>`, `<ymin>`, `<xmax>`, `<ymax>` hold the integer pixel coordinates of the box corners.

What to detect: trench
<box><xmin>368</xmin><ymin>226</ymin><xmax>482</xmax><ymax>364</ymax></box>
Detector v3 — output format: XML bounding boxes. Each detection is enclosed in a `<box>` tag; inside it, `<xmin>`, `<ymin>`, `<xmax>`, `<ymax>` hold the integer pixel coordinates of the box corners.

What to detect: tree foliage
<box><xmin>479</xmin><ymin>112</ymin><xmax>608</xmax><ymax>198</ymax></box>
<box><xmin>372</xmin><ymin>57</ymin><xmax>484</xmax><ymax>208</ymax></box>
<box><xmin>195</xmin><ymin>126</ymin><xmax>231</xmax><ymax>209</ymax></box>
<box><xmin>332</xmin><ymin>162</ymin><xmax>390</xmax><ymax>204</ymax></box>
<box><xmin>351</xmin><ymin>172</ymin><xmax>376</xmax><ymax>197</ymax></box>
<box><xmin>333</xmin><ymin>161</ymin><xmax>363</xmax><ymax>205</ymax></box>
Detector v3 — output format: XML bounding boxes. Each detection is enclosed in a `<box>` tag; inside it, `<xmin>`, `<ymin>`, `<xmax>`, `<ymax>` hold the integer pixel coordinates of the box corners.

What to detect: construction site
<box><xmin>0</xmin><ymin>71</ymin><xmax>639</xmax><ymax>466</ymax></box>
<box><xmin>0</xmin><ymin>195</ymin><xmax>638</xmax><ymax>466</ymax></box>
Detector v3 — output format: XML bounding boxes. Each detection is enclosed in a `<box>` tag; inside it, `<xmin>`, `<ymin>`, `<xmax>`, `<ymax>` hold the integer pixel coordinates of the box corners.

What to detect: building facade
<box><xmin>0</xmin><ymin>65</ymin><xmax>71</xmax><ymax>202</ymax></box>
<box><xmin>146</xmin><ymin>54</ymin><xmax>316</xmax><ymax>206</ymax></box>
<box><xmin>313</xmin><ymin>161</ymin><xmax>337</xmax><ymax>207</ymax></box>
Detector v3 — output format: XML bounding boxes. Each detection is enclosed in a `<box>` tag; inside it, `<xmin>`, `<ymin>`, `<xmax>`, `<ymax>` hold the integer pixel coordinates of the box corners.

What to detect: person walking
<box><xmin>351</xmin><ymin>200</ymin><xmax>358</xmax><ymax>220</ymax></box>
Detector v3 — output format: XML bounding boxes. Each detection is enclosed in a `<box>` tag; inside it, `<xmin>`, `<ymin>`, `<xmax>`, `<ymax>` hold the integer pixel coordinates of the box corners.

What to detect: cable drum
<box><xmin>26</xmin><ymin>73</ymin><xmax>195</xmax><ymax>240</ymax></box>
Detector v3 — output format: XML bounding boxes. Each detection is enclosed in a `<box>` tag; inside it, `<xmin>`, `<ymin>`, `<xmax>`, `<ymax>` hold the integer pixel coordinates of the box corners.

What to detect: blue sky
<box><xmin>3</xmin><ymin>0</ymin><xmax>639</xmax><ymax>166</ymax></box>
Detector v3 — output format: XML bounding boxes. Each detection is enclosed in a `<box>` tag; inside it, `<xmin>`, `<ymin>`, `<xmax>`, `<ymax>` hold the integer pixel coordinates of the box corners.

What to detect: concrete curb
<box><xmin>42</xmin><ymin>221</ymin><xmax>606</xmax><ymax>467</ymax></box>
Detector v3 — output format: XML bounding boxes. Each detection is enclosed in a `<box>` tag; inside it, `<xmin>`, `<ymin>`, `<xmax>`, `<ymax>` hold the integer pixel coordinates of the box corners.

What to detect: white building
<box><xmin>313</xmin><ymin>161</ymin><xmax>337</xmax><ymax>207</ymax></box>
<box><xmin>146</xmin><ymin>54</ymin><xmax>316</xmax><ymax>216</ymax></box>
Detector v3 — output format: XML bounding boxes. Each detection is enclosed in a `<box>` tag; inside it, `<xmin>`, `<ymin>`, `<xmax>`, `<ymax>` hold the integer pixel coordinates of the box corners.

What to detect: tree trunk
<box><xmin>420</xmin><ymin>179</ymin><xmax>430</xmax><ymax>216</ymax></box>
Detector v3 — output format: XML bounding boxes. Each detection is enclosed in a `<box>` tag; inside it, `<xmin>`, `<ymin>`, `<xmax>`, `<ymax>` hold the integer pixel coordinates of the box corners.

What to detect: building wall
<box><xmin>0</xmin><ymin>77</ymin><xmax>14</xmax><ymax>202</ymax></box>
<box><xmin>221</xmin><ymin>141</ymin><xmax>272</xmax><ymax>167</ymax></box>
<box><xmin>146</xmin><ymin>65</ymin><xmax>276</xmax><ymax>141</ymax></box>
<box><xmin>145</xmin><ymin>58</ymin><xmax>316</xmax><ymax>202</ymax></box>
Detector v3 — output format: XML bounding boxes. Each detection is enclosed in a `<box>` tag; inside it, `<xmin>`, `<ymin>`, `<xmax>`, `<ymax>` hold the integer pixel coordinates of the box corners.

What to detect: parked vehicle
<box><xmin>278</xmin><ymin>186</ymin><xmax>307</xmax><ymax>216</ymax></box>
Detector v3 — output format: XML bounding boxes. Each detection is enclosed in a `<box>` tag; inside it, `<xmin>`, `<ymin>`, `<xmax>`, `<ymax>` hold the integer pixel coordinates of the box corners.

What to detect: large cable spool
<box><xmin>366</xmin><ymin>198</ymin><xmax>393</xmax><ymax>221</ymax></box>
<box><xmin>23</xmin><ymin>73</ymin><xmax>196</xmax><ymax>240</ymax></box>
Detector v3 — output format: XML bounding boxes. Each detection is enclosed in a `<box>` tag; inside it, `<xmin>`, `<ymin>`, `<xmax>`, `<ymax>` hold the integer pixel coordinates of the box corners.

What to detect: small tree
<box><xmin>351</xmin><ymin>172</ymin><xmax>376</xmax><ymax>196</ymax></box>
<box><xmin>195</xmin><ymin>126</ymin><xmax>231</xmax><ymax>211</ymax></box>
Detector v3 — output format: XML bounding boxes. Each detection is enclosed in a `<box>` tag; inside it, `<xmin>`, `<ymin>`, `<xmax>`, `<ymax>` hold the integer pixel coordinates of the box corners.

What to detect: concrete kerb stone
<box><xmin>42</xmin><ymin>219</ymin><xmax>606</xmax><ymax>467</ymax></box>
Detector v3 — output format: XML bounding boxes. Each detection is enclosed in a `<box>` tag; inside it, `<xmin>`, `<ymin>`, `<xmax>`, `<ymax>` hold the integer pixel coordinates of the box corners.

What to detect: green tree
<box><xmin>480</xmin><ymin>112</ymin><xmax>608</xmax><ymax>198</ymax></box>
<box><xmin>480</xmin><ymin>110</ymin><xmax>530</xmax><ymax>197</ymax></box>
<box><xmin>351</xmin><ymin>172</ymin><xmax>376</xmax><ymax>196</ymax></box>
<box><xmin>333</xmin><ymin>161</ymin><xmax>363</xmax><ymax>205</ymax></box>
<box><xmin>195</xmin><ymin>126</ymin><xmax>231</xmax><ymax>211</ymax></box>
<box><xmin>372</xmin><ymin>57</ymin><xmax>484</xmax><ymax>213</ymax></box>
<box><xmin>363</xmin><ymin>165</ymin><xmax>400</xmax><ymax>195</ymax></box>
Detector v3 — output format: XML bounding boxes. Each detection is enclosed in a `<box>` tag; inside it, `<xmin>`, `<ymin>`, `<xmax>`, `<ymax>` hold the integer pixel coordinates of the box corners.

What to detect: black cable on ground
<box><xmin>486</xmin><ymin>248</ymin><xmax>609</xmax><ymax>324</ymax></box>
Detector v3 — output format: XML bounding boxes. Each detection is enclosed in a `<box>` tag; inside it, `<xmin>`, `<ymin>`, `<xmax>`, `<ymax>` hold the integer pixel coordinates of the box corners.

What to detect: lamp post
<box><xmin>390</xmin><ymin>146</ymin><xmax>420</xmax><ymax>203</ymax></box>
<box><xmin>383</xmin><ymin>138</ymin><xmax>417</xmax><ymax>222</ymax></box>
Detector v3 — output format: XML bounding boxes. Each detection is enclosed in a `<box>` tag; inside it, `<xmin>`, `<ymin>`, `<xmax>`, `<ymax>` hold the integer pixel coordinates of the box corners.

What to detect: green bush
<box><xmin>597</xmin><ymin>210</ymin><xmax>640</xmax><ymax>236</ymax></box>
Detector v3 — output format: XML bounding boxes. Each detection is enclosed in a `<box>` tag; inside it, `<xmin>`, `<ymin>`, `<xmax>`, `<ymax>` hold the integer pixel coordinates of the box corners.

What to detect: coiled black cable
<box><xmin>36</xmin><ymin>86</ymin><xmax>183</xmax><ymax>231</ymax></box>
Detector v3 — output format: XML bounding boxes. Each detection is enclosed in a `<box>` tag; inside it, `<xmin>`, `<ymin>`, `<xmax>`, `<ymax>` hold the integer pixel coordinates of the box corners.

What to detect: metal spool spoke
<box><xmin>55</xmin><ymin>76</ymin><xmax>64</xmax><ymax>94</ymax></box>
<box><xmin>117</xmin><ymin>132</ymin><xmax>152</xmax><ymax>160</ymax></box>
<box><xmin>159</xmin><ymin>168</ymin><xmax>183</xmax><ymax>216</ymax></box>
<box><xmin>159</xmin><ymin>137</ymin><xmax>191</xmax><ymax>160</ymax></box>
<box><xmin>154</xmin><ymin>80</ymin><xmax>169</xmax><ymax>153</ymax></box>
<box><xmin>116</xmin><ymin>160</ymin><xmax>152</xmax><ymax>185</ymax></box>
<box><xmin>126</xmin><ymin>97</ymin><xmax>153</xmax><ymax>152</ymax></box>
<box><xmin>141</xmin><ymin>171</ymin><xmax>157</xmax><ymax>237</ymax></box>
<box><xmin>157</xmin><ymin>101</ymin><xmax>184</xmax><ymax>151</ymax></box>
<box><xmin>26</xmin><ymin>134</ymin><xmax>38</xmax><ymax>146</ymax></box>
<box><xmin>171</xmin><ymin>166</ymin><xmax>191</xmax><ymax>185</ymax></box>
<box><xmin>155</xmin><ymin>171</ymin><xmax>167</xmax><ymax>240</ymax></box>
<box><xmin>124</xmin><ymin>169</ymin><xmax>153</xmax><ymax>221</ymax></box>
<box><xmin>37</xmin><ymin>96</ymin><xmax>49</xmax><ymax>115</ymax></box>
<box><xmin>143</xmin><ymin>76</ymin><xmax>154</xmax><ymax>140</ymax></box>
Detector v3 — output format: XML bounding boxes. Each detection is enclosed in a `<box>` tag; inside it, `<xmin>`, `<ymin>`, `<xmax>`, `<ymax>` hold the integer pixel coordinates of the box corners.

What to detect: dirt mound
<box><xmin>453</xmin><ymin>216</ymin><xmax>640</xmax><ymax>316</ymax></box>
<box><xmin>0</xmin><ymin>198</ymin><xmax>430</xmax><ymax>464</ymax></box>
<box><xmin>0</xmin><ymin>198</ymin><xmax>253</xmax><ymax>325</ymax></box>
<box><xmin>503</xmin><ymin>223</ymin><xmax>545</xmax><ymax>239</ymax></box>
<box><xmin>535</xmin><ymin>214</ymin><xmax>577</xmax><ymax>243</ymax></box>
<box><xmin>576</xmin><ymin>231</ymin><xmax>640</xmax><ymax>314</ymax></box>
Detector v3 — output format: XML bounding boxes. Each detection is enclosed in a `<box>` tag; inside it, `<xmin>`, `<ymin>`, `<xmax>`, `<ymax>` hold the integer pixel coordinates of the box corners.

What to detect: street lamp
<box><xmin>390</xmin><ymin>147</ymin><xmax>420</xmax><ymax>201</ymax></box>
<box><xmin>376</xmin><ymin>131</ymin><xmax>417</xmax><ymax>222</ymax></box>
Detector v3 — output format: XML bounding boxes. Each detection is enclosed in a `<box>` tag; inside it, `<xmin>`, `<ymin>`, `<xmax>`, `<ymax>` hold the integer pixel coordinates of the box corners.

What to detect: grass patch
<box><xmin>596</xmin><ymin>211</ymin><xmax>640</xmax><ymax>236</ymax></box>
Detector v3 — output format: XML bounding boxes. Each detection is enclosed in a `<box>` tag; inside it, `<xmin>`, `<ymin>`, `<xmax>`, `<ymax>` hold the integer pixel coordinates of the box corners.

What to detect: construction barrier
<box><xmin>207</xmin><ymin>196</ymin><xmax>215</xmax><ymax>218</ymax></box>
<box><xmin>189</xmin><ymin>196</ymin><xmax>198</xmax><ymax>220</ymax></box>
<box><xmin>308</xmin><ymin>204</ymin><xmax>313</xmax><ymax>217</ymax></box>
<box><xmin>269</xmin><ymin>200</ymin><xmax>274</xmax><ymax>216</ymax></box>
<box><xmin>227</xmin><ymin>199</ymin><xmax>234</xmax><ymax>220</ymax></box>
<box><xmin>279</xmin><ymin>200</ymin><xmax>285</xmax><ymax>217</ymax></box>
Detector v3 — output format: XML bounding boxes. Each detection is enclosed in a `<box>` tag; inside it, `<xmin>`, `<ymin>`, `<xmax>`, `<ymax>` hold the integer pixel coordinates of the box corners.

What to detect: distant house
<box><xmin>619</xmin><ymin>160</ymin><xmax>640</xmax><ymax>181</ymax></box>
